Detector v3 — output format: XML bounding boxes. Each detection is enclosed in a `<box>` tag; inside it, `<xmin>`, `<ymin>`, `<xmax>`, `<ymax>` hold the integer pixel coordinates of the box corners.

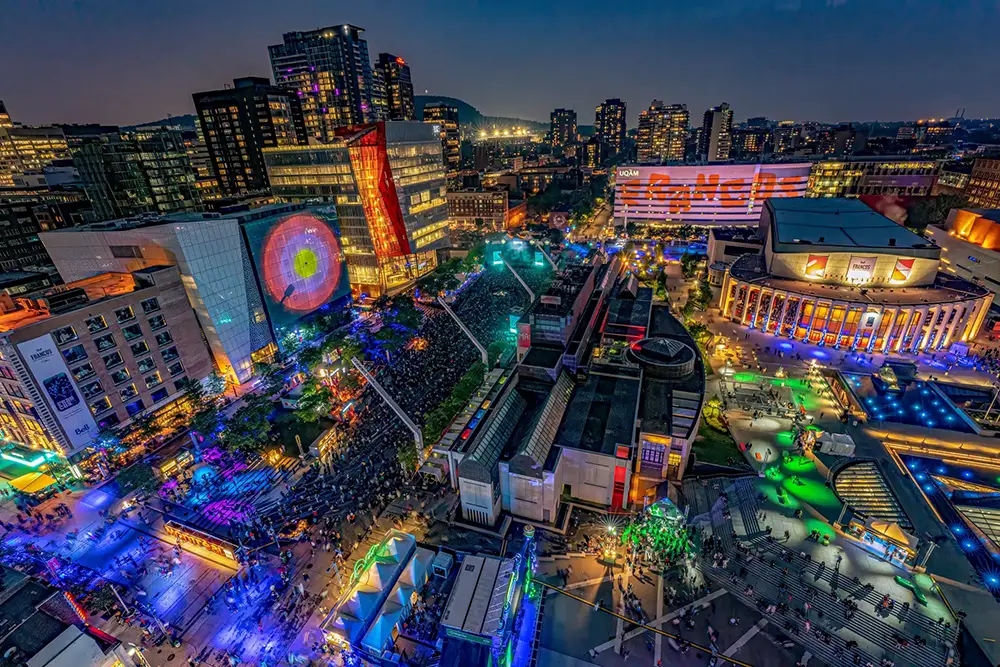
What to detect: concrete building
<box><xmin>263</xmin><ymin>121</ymin><xmax>450</xmax><ymax>296</ymax></box>
<box><xmin>636</xmin><ymin>101</ymin><xmax>688</xmax><ymax>164</ymax></box>
<box><xmin>549</xmin><ymin>109</ymin><xmax>577</xmax><ymax>149</ymax></box>
<box><xmin>926</xmin><ymin>208</ymin><xmax>1000</xmax><ymax>299</ymax></box>
<box><xmin>447</xmin><ymin>189</ymin><xmax>525</xmax><ymax>232</ymax></box>
<box><xmin>192</xmin><ymin>77</ymin><xmax>307</xmax><ymax>196</ymax></box>
<box><xmin>39</xmin><ymin>201</ymin><xmax>351</xmax><ymax>384</ymax></box>
<box><xmin>720</xmin><ymin>199</ymin><xmax>993</xmax><ymax>354</ymax></box>
<box><xmin>807</xmin><ymin>158</ymin><xmax>941</xmax><ymax>198</ymax></box>
<box><xmin>707</xmin><ymin>227</ymin><xmax>764</xmax><ymax>285</ymax></box>
<box><xmin>595</xmin><ymin>99</ymin><xmax>627</xmax><ymax>156</ymax></box>
<box><xmin>0</xmin><ymin>266</ymin><xmax>212</xmax><ymax>463</ymax></box>
<box><xmin>967</xmin><ymin>158</ymin><xmax>1000</xmax><ymax>209</ymax></box>
<box><xmin>700</xmin><ymin>103</ymin><xmax>733</xmax><ymax>162</ymax></box>
<box><xmin>268</xmin><ymin>25</ymin><xmax>378</xmax><ymax>141</ymax></box>
<box><xmin>375</xmin><ymin>53</ymin><xmax>415</xmax><ymax>121</ymax></box>
<box><xmin>0</xmin><ymin>566</ymin><xmax>141</xmax><ymax>667</ymax></box>
<box><xmin>0</xmin><ymin>124</ymin><xmax>71</xmax><ymax>187</ymax></box>
<box><xmin>422</xmin><ymin>103</ymin><xmax>460</xmax><ymax>173</ymax></box>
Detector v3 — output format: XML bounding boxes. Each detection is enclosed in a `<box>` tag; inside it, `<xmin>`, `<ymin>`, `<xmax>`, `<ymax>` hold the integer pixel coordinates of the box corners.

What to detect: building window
<box><xmin>80</xmin><ymin>380</ymin><xmax>103</xmax><ymax>399</ymax></box>
<box><xmin>150</xmin><ymin>387</ymin><xmax>169</xmax><ymax>403</ymax></box>
<box><xmin>71</xmin><ymin>363</ymin><xmax>96</xmax><ymax>382</ymax></box>
<box><xmin>89</xmin><ymin>396</ymin><xmax>112</xmax><ymax>415</ymax></box>
<box><xmin>114</xmin><ymin>306</ymin><xmax>135</xmax><ymax>323</ymax></box>
<box><xmin>110</xmin><ymin>245</ymin><xmax>143</xmax><ymax>259</ymax></box>
<box><xmin>52</xmin><ymin>325</ymin><xmax>78</xmax><ymax>346</ymax></box>
<box><xmin>93</xmin><ymin>333</ymin><xmax>116</xmax><ymax>352</ymax></box>
<box><xmin>144</xmin><ymin>371</ymin><xmax>163</xmax><ymax>389</ymax></box>
<box><xmin>122</xmin><ymin>323</ymin><xmax>143</xmax><ymax>341</ymax></box>
<box><xmin>125</xmin><ymin>399</ymin><xmax>146</xmax><ymax>417</ymax></box>
<box><xmin>85</xmin><ymin>315</ymin><xmax>108</xmax><ymax>333</ymax></box>
<box><xmin>154</xmin><ymin>331</ymin><xmax>173</xmax><ymax>347</ymax></box>
<box><xmin>110</xmin><ymin>367</ymin><xmax>131</xmax><ymax>385</ymax></box>
<box><xmin>166</xmin><ymin>361</ymin><xmax>184</xmax><ymax>377</ymax></box>
<box><xmin>161</xmin><ymin>346</ymin><xmax>179</xmax><ymax>363</ymax></box>
<box><xmin>119</xmin><ymin>384</ymin><xmax>139</xmax><ymax>402</ymax></box>
<box><xmin>102</xmin><ymin>351</ymin><xmax>124</xmax><ymax>370</ymax></box>
<box><xmin>137</xmin><ymin>357</ymin><xmax>156</xmax><ymax>374</ymax></box>
<box><xmin>141</xmin><ymin>297</ymin><xmax>160</xmax><ymax>314</ymax></box>
<box><xmin>98</xmin><ymin>412</ymin><xmax>121</xmax><ymax>429</ymax></box>
<box><xmin>148</xmin><ymin>315</ymin><xmax>166</xmax><ymax>331</ymax></box>
<box><xmin>129</xmin><ymin>340</ymin><xmax>150</xmax><ymax>357</ymax></box>
<box><xmin>173</xmin><ymin>377</ymin><xmax>189</xmax><ymax>391</ymax></box>
<box><xmin>62</xmin><ymin>345</ymin><xmax>87</xmax><ymax>365</ymax></box>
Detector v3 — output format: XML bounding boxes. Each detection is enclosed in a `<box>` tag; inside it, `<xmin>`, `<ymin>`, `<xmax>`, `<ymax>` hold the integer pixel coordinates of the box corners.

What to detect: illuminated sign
<box><xmin>846</xmin><ymin>256</ymin><xmax>877</xmax><ymax>283</ymax></box>
<box><xmin>804</xmin><ymin>255</ymin><xmax>828</xmax><ymax>279</ymax></box>
<box><xmin>889</xmin><ymin>258</ymin><xmax>914</xmax><ymax>284</ymax></box>
<box><xmin>614</xmin><ymin>163</ymin><xmax>811</xmax><ymax>223</ymax></box>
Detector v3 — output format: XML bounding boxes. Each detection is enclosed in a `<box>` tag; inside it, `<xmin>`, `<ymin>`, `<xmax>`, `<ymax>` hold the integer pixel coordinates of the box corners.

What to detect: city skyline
<box><xmin>3</xmin><ymin>0</ymin><xmax>997</xmax><ymax>127</ymax></box>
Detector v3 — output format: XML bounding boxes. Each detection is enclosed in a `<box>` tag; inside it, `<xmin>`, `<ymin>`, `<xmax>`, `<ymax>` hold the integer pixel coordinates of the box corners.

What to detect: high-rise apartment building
<box><xmin>550</xmin><ymin>109</ymin><xmax>577</xmax><ymax>149</ymax></box>
<box><xmin>0</xmin><ymin>101</ymin><xmax>12</xmax><ymax>128</ymax></box>
<box><xmin>268</xmin><ymin>25</ymin><xmax>376</xmax><ymax>141</ymax></box>
<box><xmin>700</xmin><ymin>103</ymin><xmax>733</xmax><ymax>162</ymax></box>
<box><xmin>423</xmin><ymin>103</ymin><xmax>460</xmax><ymax>173</ymax></box>
<box><xmin>967</xmin><ymin>158</ymin><xmax>1000</xmax><ymax>209</ymax></box>
<box><xmin>376</xmin><ymin>53</ymin><xmax>415</xmax><ymax>121</ymax></box>
<box><xmin>594</xmin><ymin>99</ymin><xmax>626</xmax><ymax>157</ymax></box>
<box><xmin>192</xmin><ymin>77</ymin><xmax>306</xmax><ymax>197</ymax></box>
<box><xmin>636</xmin><ymin>101</ymin><xmax>688</xmax><ymax>164</ymax></box>
<box><xmin>73</xmin><ymin>128</ymin><xmax>201</xmax><ymax>221</ymax></box>
<box><xmin>732</xmin><ymin>128</ymin><xmax>769</xmax><ymax>158</ymax></box>
<box><xmin>582</xmin><ymin>137</ymin><xmax>603</xmax><ymax>169</ymax></box>
<box><xmin>263</xmin><ymin>122</ymin><xmax>450</xmax><ymax>296</ymax></box>
<box><xmin>0</xmin><ymin>123</ymin><xmax>71</xmax><ymax>187</ymax></box>
<box><xmin>370</xmin><ymin>68</ymin><xmax>388</xmax><ymax>122</ymax></box>
<box><xmin>773</xmin><ymin>121</ymin><xmax>800</xmax><ymax>153</ymax></box>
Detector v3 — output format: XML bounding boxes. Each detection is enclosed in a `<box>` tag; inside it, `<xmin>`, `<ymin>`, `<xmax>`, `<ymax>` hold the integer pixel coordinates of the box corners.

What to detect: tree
<box><xmin>487</xmin><ymin>341</ymin><xmax>507</xmax><ymax>366</ymax></box>
<box><xmin>905</xmin><ymin>194</ymin><xmax>968</xmax><ymax>231</ymax></box>
<box><xmin>91</xmin><ymin>424</ymin><xmax>121</xmax><ymax>453</ymax></box>
<box><xmin>115</xmin><ymin>463</ymin><xmax>158</xmax><ymax>494</ymax></box>
<box><xmin>204</xmin><ymin>371</ymin><xmax>227</xmax><ymax>398</ymax></box>
<box><xmin>697</xmin><ymin>278</ymin><xmax>714</xmax><ymax>310</ymax></box>
<box><xmin>255</xmin><ymin>362</ymin><xmax>289</xmax><ymax>397</ymax></box>
<box><xmin>220</xmin><ymin>394</ymin><xmax>274</xmax><ymax>454</ymax></box>
<box><xmin>397</xmin><ymin>439</ymin><xmax>419</xmax><ymax>473</ymax></box>
<box><xmin>295</xmin><ymin>379</ymin><xmax>334</xmax><ymax>423</ymax></box>
<box><xmin>297</xmin><ymin>345</ymin><xmax>324</xmax><ymax>371</ymax></box>
<box><xmin>129</xmin><ymin>412</ymin><xmax>159</xmax><ymax>446</ymax></box>
<box><xmin>706</xmin><ymin>395</ymin><xmax>723</xmax><ymax>416</ymax></box>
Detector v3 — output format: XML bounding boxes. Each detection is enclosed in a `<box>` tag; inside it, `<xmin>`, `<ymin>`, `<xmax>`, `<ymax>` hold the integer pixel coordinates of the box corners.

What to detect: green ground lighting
<box><xmin>782</xmin><ymin>476</ymin><xmax>839</xmax><ymax>509</ymax></box>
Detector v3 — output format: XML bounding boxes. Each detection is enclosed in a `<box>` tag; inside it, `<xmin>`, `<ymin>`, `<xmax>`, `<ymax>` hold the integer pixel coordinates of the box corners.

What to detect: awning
<box><xmin>8</xmin><ymin>472</ymin><xmax>58</xmax><ymax>494</ymax></box>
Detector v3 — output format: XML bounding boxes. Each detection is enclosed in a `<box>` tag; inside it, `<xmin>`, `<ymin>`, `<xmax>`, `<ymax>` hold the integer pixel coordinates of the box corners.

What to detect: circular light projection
<box><xmin>261</xmin><ymin>213</ymin><xmax>343</xmax><ymax>314</ymax></box>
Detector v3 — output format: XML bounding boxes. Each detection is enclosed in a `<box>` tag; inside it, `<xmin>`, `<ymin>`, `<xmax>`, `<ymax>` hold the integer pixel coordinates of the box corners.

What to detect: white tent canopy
<box><xmin>816</xmin><ymin>431</ymin><xmax>855</xmax><ymax>457</ymax></box>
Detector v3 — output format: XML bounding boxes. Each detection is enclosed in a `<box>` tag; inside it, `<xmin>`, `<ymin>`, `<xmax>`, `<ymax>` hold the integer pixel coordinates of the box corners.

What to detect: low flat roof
<box><xmin>554</xmin><ymin>372</ymin><xmax>639</xmax><ymax>456</ymax></box>
<box><xmin>768</xmin><ymin>199</ymin><xmax>936</xmax><ymax>256</ymax></box>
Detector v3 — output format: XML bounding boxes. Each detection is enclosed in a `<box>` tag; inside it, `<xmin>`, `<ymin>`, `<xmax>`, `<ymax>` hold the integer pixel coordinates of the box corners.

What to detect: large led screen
<box><xmin>243</xmin><ymin>207</ymin><xmax>351</xmax><ymax>339</ymax></box>
<box><xmin>613</xmin><ymin>163</ymin><xmax>811</xmax><ymax>224</ymax></box>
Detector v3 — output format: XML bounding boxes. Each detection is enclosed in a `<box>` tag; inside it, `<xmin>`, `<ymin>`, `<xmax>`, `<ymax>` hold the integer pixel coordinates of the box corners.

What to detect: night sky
<box><xmin>3</xmin><ymin>0</ymin><xmax>997</xmax><ymax>127</ymax></box>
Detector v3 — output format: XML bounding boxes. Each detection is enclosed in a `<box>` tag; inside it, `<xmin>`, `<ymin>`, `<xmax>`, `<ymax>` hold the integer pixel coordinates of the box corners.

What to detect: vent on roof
<box><xmin>888</xmin><ymin>238</ymin><xmax>896</xmax><ymax>247</ymax></box>
<box><xmin>818</xmin><ymin>236</ymin><xmax>825</xmax><ymax>243</ymax></box>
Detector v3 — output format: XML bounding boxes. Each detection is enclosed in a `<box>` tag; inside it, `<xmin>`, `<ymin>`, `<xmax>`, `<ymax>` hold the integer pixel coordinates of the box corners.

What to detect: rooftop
<box><xmin>554</xmin><ymin>371</ymin><xmax>640</xmax><ymax>456</ymax></box>
<box><xmin>51</xmin><ymin>201</ymin><xmax>307</xmax><ymax>233</ymax></box>
<box><xmin>767</xmin><ymin>198</ymin><xmax>937</xmax><ymax>255</ymax></box>
<box><xmin>710</xmin><ymin>227</ymin><xmax>763</xmax><ymax>243</ymax></box>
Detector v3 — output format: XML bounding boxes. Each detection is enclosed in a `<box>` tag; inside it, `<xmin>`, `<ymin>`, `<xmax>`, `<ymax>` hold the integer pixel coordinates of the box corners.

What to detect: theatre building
<box><xmin>720</xmin><ymin>199</ymin><xmax>993</xmax><ymax>353</ymax></box>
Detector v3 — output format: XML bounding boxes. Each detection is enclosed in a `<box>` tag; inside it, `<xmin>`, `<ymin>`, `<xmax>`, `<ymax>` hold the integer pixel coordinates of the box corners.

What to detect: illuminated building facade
<box><xmin>376</xmin><ymin>53</ymin><xmax>415</xmax><ymax>121</ymax></box>
<box><xmin>0</xmin><ymin>266</ymin><xmax>212</xmax><ymax>461</ymax></box>
<box><xmin>0</xmin><ymin>101</ymin><xmax>11</xmax><ymax>128</ymax></box>
<box><xmin>927</xmin><ymin>208</ymin><xmax>1000</xmax><ymax>299</ymax></box>
<box><xmin>720</xmin><ymin>199</ymin><xmax>993</xmax><ymax>353</ymax></box>
<box><xmin>806</xmin><ymin>158</ymin><xmax>941</xmax><ymax>198</ymax></box>
<box><xmin>264</xmin><ymin>121</ymin><xmax>449</xmax><ymax>295</ymax></box>
<box><xmin>595</xmin><ymin>98</ymin><xmax>626</xmax><ymax>156</ymax></box>
<box><xmin>0</xmin><ymin>124</ymin><xmax>70</xmax><ymax>187</ymax></box>
<box><xmin>700</xmin><ymin>102</ymin><xmax>733</xmax><ymax>162</ymax></box>
<box><xmin>268</xmin><ymin>25</ymin><xmax>377</xmax><ymax>141</ymax></box>
<box><xmin>41</xmin><ymin>202</ymin><xmax>350</xmax><ymax>383</ymax></box>
<box><xmin>193</xmin><ymin>77</ymin><xmax>306</xmax><ymax>196</ymax></box>
<box><xmin>967</xmin><ymin>158</ymin><xmax>1000</xmax><ymax>209</ymax></box>
<box><xmin>613</xmin><ymin>162</ymin><xmax>811</xmax><ymax>226</ymax></box>
<box><xmin>447</xmin><ymin>189</ymin><xmax>520</xmax><ymax>231</ymax></box>
<box><xmin>732</xmin><ymin>128</ymin><xmax>769</xmax><ymax>158</ymax></box>
<box><xmin>582</xmin><ymin>136</ymin><xmax>602</xmax><ymax>168</ymax></box>
<box><xmin>422</xmin><ymin>103</ymin><xmax>460</xmax><ymax>173</ymax></box>
<box><xmin>549</xmin><ymin>108</ymin><xmax>577</xmax><ymax>149</ymax></box>
<box><xmin>636</xmin><ymin>101</ymin><xmax>688</xmax><ymax>164</ymax></box>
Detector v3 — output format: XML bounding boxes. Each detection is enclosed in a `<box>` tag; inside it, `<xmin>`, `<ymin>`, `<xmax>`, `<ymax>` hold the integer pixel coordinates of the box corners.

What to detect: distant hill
<box><xmin>126</xmin><ymin>114</ymin><xmax>198</xmax><ymax>131</ymax></box>
<box><xmin>415</xmin><ymin>95</ymin><xmax>547</xmax><ymax>132</ymax></box>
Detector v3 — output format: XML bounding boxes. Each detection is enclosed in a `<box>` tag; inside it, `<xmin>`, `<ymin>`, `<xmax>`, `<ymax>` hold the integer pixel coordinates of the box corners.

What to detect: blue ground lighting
<box><xmin>842</xmin><ymin>374</ymin><xmax>974</xmax><ymax>433</ymax></box>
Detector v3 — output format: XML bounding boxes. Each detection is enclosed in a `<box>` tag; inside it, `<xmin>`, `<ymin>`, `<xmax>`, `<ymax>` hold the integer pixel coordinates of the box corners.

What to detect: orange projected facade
<box><xmin>343</xmin><ymin>123</ymin><xmax>411</xmax><ymax>259</ymax></box>
<box><xmin>952</xmin><ymin>209</ymin><xmax>1000</xmax><ymax>250</ymax></box>
<box><xmin>614</xmin><ymin>163</ymin><xmax>811</xmax><ymax>224</ymax></box>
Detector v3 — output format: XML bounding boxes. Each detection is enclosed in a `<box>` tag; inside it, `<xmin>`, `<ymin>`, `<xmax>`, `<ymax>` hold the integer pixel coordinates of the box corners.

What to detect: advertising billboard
<box><xmin>804</xmin><ymin>255</ymin><xmax>828</xmax><ymax>279</ymax></box>
<box><xmin>613</xmin><ymin>163</ymin><xmax>811</xmax><ymax>224</ymax></box>
<box><xmin>17</xmin><ymin>334</ymin><xmax>98</xmax><ymax>453</ymax></box>
<box><xmin>846</xmin><ymin>256</ymin><xmax>877</xmax><ymax>283</ymax></box>
<box><xmin>890</xmin><ymin>258</ymin><xmax>915</xmax><ymax>284</ymax></box>
<box><xmin>242</xmin><ymin>207</ymin><xmax>352</xmax><ymax>340</ymax></box>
